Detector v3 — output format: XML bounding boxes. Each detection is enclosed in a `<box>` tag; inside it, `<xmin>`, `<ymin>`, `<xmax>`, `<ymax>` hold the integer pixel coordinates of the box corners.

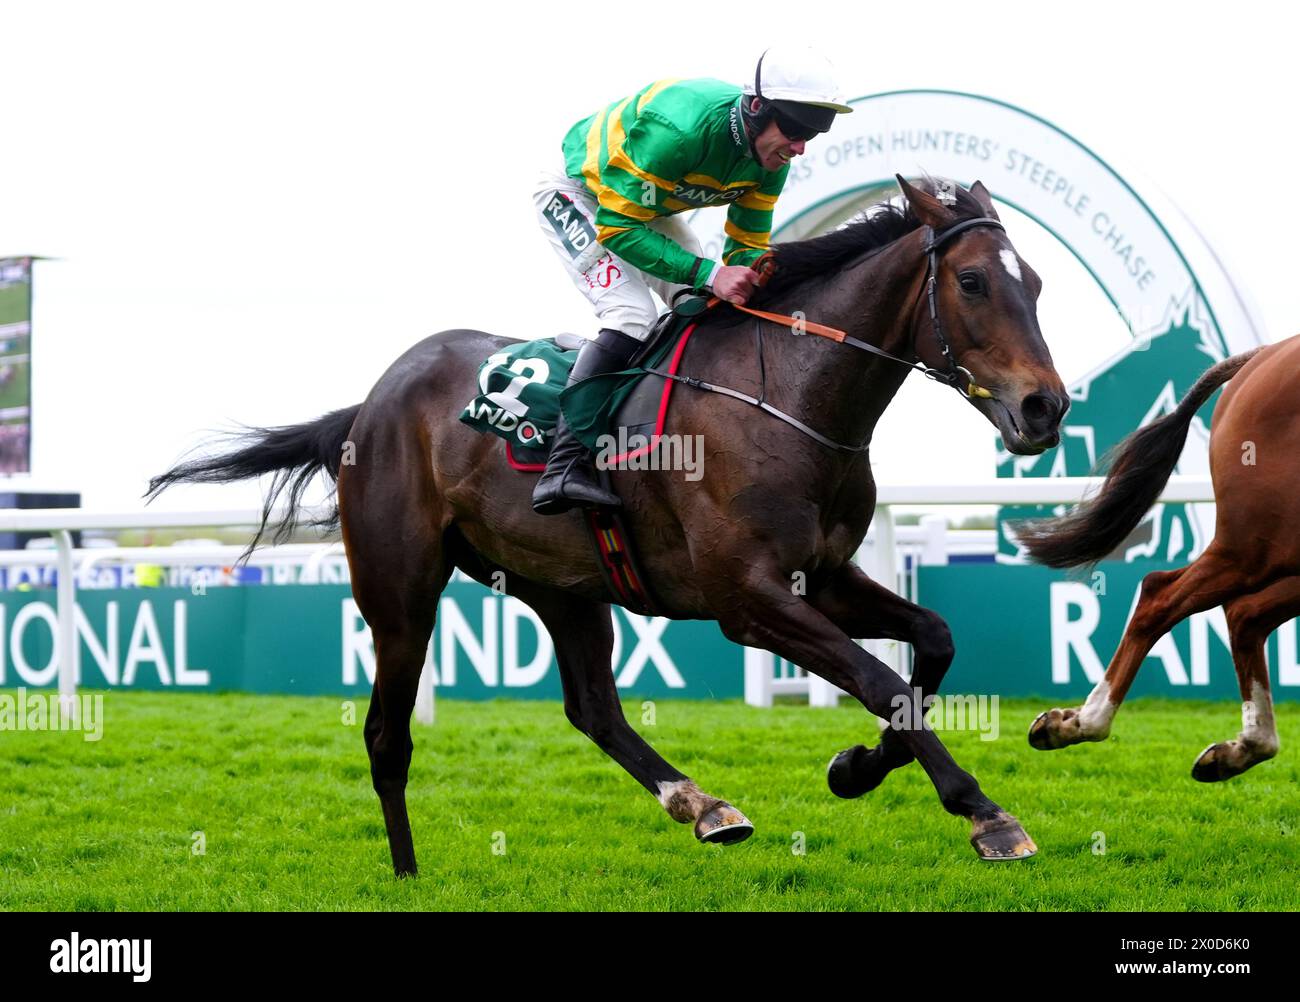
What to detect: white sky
<box><xmin>2</xmin><ymin>0</ymin><xmax>1296</xmax><ymax>511</ymax></box>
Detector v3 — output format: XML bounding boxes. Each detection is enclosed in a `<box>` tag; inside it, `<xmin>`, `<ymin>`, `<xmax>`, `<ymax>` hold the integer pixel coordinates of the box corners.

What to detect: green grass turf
<box><xmin>0</xmin><ymin>359</ymin><xmax>30</xmax><ymax>409</ymax></box>
<box><xmin>0</xmin><ymin>283</ymin><xmax>30</xmax><ymax>326</ymax></box>
<box><xmin>0</xmin><ymin>691</ymin><xmax>1296</xmax><ymax>911</ymax></box>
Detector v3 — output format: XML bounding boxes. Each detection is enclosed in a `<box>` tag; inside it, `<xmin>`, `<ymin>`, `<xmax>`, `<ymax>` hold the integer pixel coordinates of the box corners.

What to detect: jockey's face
<box><xmin>749</xmin><ymin>97</ymin><xmax>808</xmax><ymax>171</ymax></box>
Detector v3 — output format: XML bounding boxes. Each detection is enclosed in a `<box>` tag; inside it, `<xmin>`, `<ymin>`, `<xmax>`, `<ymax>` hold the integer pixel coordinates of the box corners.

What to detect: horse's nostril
<box><xmin>1022</xmin><ymin>392</ymin><xmax>1064</xmax><ymax>428</ymax></box>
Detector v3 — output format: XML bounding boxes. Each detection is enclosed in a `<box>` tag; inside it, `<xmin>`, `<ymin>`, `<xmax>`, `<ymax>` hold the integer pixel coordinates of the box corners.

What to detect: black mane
<box><xmin>748</xmin><ymin>178</ymin><xmax>987</xmax><ymax>304</ymax></box>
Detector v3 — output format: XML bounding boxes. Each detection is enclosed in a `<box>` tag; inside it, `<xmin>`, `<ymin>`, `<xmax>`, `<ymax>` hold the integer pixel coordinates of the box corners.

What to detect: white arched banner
<box><xmin>691</xmin><ymin>89</ymin><xmax>1267</xmax><ymax>564</ymax></box>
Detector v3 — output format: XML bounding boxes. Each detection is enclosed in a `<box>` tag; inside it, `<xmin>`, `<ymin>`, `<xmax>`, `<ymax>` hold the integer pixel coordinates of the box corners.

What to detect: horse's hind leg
<box><xmin>362</xmin><ymin>586</ymin><xmax>443</xmax><ymax>877</ymax></box>
<box><xmin>1030</xmin><ymin>547</ymin><xmax>1243</xmax><ymax>750</ymax></box>
<box><xmin>515</xmin><ymin>583</ymin><xmax>753</xmax><ymax>845</ymax></box>
<box><xmin>1192</xmin><ymin>576</ymin><xmax>1298</xmax><ymax>781</ymax></box>
<box><xmin>810</xmin><ymin>563</ymin><xmax>955</xmax><ymax>798</ymax></box>
<box><xmin>341</xmin><ymin>460</ymin><xmax>452</xmax><ymax>877</ymax></box>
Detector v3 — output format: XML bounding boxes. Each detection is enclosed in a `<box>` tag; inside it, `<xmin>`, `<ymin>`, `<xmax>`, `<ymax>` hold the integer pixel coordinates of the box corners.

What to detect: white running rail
<box><xmin>0</xmin><ymin>477</ymin><xmax>1217</xmax><ymax>717</ymax></box>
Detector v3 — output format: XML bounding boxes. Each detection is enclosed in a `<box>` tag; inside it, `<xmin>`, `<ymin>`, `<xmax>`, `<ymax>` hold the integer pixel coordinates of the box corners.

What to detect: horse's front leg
<box><xmin>809</xmin><ymin>562</ymin><xmax>954</xmax><ymax>798</ymax></box>
<box><xmin>513</xmin><ymin>582</ymin><xmax>753</xmax><ymax>845</ymax></box>
<box><xmin>715</xmin><ymin>563</ymin><xmax>1036</xmax><ymax>861</ymax></box>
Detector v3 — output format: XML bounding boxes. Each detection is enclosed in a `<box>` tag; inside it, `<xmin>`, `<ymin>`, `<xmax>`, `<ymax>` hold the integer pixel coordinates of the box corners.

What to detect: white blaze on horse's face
<box><xmin>1000</xmin><ymin>248</ymin><xmax>1023</xmax><ymax>283</ymax></box>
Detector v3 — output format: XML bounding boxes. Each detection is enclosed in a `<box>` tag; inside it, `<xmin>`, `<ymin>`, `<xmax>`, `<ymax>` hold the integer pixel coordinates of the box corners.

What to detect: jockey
<box><xmin>531</xmin><ymin>45</ymin><xmax>853</xmax><ymax>515</ymax></box>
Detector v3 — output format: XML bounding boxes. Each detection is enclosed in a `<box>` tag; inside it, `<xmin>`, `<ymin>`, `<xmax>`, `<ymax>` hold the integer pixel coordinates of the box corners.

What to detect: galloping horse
<box><xmin>1018</xmin><ymin>336</ymin><xmax>1298</xmax><ymax>781</ymax></box>
<box><xmin>150</xmin><ymin>177</ymin><xmax>1068</xmax><ymax>874</ymax></box>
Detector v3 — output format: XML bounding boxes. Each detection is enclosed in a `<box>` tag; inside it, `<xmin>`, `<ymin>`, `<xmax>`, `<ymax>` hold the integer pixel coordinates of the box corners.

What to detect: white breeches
<box><xmin>534</xmin><ymin>165</ymin><xmax>702</xmax><ymax>342</ymax></box>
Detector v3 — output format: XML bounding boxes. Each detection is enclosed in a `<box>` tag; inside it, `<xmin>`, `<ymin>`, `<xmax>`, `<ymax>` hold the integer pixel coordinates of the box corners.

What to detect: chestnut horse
<box><xmin>1017</xmin><ymin>336</ymin><xmax>1298</xmax><ymax>781</ymax></box>
<box><xmin>150</xmin><ymin>177</ymin><xmax>1068</xmax><ymax>875</ymax></box>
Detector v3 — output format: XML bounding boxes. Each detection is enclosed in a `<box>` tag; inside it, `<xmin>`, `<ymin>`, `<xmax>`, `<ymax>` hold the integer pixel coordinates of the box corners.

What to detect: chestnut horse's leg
<box><xmin>809</xmin><ymin>563</ymin><xmax>955</xmax><ymax>798</ymax></box>
<box><xmin>1029</xmin><ymin>547</ymin><xmax>1245</xmax><ymax>751</ymax></box>
<box><xmin>1192</xmin><ymin>576</ymin><xmax>1299</xmax><ymax>780</ymax></box>
<box><xmin>515</xmin><ymin>583</ymin><xmax>753</xmax><ymax>844</ymax></box>
<box><xmin>714</xmin><ymin>564</ymin><xmax>1035</xmax><ymax>861</ymax></box>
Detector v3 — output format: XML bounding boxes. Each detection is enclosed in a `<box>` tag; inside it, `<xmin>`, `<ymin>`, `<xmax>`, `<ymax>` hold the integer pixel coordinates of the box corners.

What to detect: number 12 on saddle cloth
<box><xmin>460</xmin><ymin>322</ymin><xmax>690</xmax><ymax>455</ymax></box>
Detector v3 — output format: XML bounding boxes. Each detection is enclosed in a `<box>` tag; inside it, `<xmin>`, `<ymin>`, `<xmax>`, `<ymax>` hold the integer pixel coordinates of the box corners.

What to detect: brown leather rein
<box><xmin>710</xmin><ymin>217</ymin><xmax>1004</xmax><ymax>402</ymax></box>
<box><xmin>650</xmin><ymin>216</ymin><xmax>1006</xmax><ymax>454</ymax></box>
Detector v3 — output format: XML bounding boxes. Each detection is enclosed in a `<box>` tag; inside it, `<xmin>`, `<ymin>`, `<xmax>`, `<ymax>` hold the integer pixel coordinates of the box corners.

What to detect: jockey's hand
<box><xmin>710</xmin><ymin>265</ymin><xmax>760</xmax><ymax>305</ymax></box>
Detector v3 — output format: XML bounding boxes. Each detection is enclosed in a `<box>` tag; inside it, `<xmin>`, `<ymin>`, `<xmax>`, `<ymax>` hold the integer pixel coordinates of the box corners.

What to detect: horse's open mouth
<box><xmin>987</xmin><ymin>398</ymin><xmax>1054</xmax><ymax>456</ymax></box>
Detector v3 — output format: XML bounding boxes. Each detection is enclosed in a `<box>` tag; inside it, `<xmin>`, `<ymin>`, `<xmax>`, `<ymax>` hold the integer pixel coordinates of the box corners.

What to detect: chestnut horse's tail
<box><xmin>1016</xmin><ymin>348</ymin><xmax>1261</xmax><ymax>569</ymax></box>
<box><xmin>145</xmin><ymin>403</ymin><xmax>363</xmax><ymax>557</ymax></box>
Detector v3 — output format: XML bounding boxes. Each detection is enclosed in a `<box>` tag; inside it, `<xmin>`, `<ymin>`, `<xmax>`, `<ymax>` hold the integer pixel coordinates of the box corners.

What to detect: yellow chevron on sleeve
<box><xmin>636</xmin><ymin>78</ymin><xmax>681</xmax><ymax>114</ymax></box>
<box><xmin>737</xmin><ymin>190</ymin><xmax>779</xmax><ymax>210</ymax></box>
<box><xmin>663</xmin><ymin>197</ymin><xmax>691</xmax><ymax>212</ymax></box>
<box><xmin>603</xmin><ymin>97</ymin><xmax>634</xmax><ymax>166</ymax></box>
<box><xmin>725</xmin><ymin>246</ymin><xmax>759</xmax><ymax>264</ymax></box>
<box><xmin>684</xmin><ymin>172</ymin><xmax>754</xmax><ymax>190</ymax></box>
<box><xmin>725</xmin><ymin>219</ymin><xmax>770</xmax><ymax>249</ymax></box>
<box><xmin>606</xmin><ymin>147</ymin><xmax>675</xmax><ymax>193</ymax></box>
<box><xmin>605</xmin><ymin>95</ymin><xmax>679</xmax><ymax>194</ymax></box>
<box><xmin>596</xmin><ymin>223</ymin><xmax>633</xmax><ymax>243</ymax></box>
<box><xmin>595</xmin><ymin>185</ymin><xmax>658</xmax><ymax>221</ymax></box>
<box><xmin>581</xmin><ymin>108</ymin><xmax>609</xmax><ymax>196</ymax></box>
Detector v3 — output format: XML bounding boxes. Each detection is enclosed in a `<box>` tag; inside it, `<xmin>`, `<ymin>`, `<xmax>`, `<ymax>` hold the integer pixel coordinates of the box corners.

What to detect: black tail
<box><xmin>1015</xmin><ymin>348</ymin><xmax>1260</xmax><ymax>568</ymax></box>
<box><xmin>145</xmin><ymin>403</ymin><xmax>363</xmax><ymax>558</ymax></box>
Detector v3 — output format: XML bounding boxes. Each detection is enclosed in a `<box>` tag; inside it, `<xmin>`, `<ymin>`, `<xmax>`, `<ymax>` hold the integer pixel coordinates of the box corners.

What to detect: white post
<box><xmin>808</xmin><ymin>673</ymin><xmax>843</xmax><ymax>707</ymax></box>
<box><xmin>744</xmin><ymin>648</ymin><xmax>774</xmax><ymax>707</ymax></box>
<box><xmin>869</xmin><ymin>506</ymin><xmax>904</xmax><ymax>679</ymax></box>
<box><xmin>874</xmin><ymin>505</ymin><xmax>899</xmax><ymax>592</ymax></box>
<box><xmin>919</xmin><ymin>513</ymin><xmax>949</xmax><ymax>566</ymax></box>
<box><xmin>53</xmin><ymin>530</ymin><xmax>78</xmax><ymax>723</ymax></box>
<box><xmin>414</xmin><ymin>643</ymin><xmax>435</xmax><ymax>725</ymax></box>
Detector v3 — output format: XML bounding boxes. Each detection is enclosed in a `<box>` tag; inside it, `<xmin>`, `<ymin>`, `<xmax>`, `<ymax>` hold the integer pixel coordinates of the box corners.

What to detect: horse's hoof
<box><xmin>1028</xmin><ymin>708</ymin><xmax>1075</xmax><ymax>750</ymax></box>
<box><xmin>1192</xmin><ymin>741</ymin><xmax>1247</xmax><ymax>783</ymax></box>
<box><xmin>827</xmin><ymin>745</ymin><xmax>887</xmax><ymax>799</ymax></box>
<box><xmin>970</xmin><ymin>812</ymin><xmax>1038</xmax><ymax>862</ymax></box>
<box><xmin>695</xmin><ymin>803</ymin><xmax>754</xmax><ymax>845</ymax></box>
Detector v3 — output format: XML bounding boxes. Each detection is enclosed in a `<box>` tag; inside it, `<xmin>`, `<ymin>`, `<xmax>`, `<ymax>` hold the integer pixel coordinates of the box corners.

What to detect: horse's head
<box><xmin>897</xmin><ymin>176</ymin><xmax>1068</xmax><ymax>455</ymax></box>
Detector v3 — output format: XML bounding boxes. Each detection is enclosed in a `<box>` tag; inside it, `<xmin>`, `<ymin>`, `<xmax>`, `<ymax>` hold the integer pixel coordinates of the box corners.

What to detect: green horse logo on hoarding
<box><xmin>997</xmin><ymin>311</ymin><xmax>1227</xmax><ymax>562</ymax></box>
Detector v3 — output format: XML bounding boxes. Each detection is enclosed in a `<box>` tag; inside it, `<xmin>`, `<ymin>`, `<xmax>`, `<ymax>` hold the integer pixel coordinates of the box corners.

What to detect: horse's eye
<box><xmin>958</xmin><ymin>272</ymin><xmax>985</xmax><ymax>296</ymax></box>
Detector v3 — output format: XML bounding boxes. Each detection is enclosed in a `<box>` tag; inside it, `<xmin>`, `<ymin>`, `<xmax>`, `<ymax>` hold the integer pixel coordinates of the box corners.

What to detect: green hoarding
<box><xmin>2</xmin><ymin>560</ymin><xmax>1295</xmax><ymax>701</ymax></box>
<box><xmin>0</xmin><ymin>582</ymin><xmax>744</xmax><ymax>699</ymax></box>
<box><xmin>922</xmin><ymin>561</ymin><xmax>1300</xmax><ymax>701</ymax></box>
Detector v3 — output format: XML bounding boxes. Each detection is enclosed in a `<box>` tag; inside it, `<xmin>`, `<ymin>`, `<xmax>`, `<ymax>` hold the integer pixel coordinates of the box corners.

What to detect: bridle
<box><xmin>917</xmin><ymin>216</ymin><xmax>1005</xmax><ymax>399</ymax></box>
<box><xmin>726</xmin><ymin>215</ymin><xmax>1006</xmax><ymax>401</ymax></box>
<box><xmin>658</xmin><ymin>214</ymin><xmax>1010</xmax><ymax>453</ymax></box>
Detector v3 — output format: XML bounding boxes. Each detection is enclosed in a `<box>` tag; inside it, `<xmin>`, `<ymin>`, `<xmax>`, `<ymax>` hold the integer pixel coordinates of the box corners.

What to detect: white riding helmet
<box><xmin>743</xmin><ymin>45</ymin><xmax>854</xmax><ymax>133</ymax></box>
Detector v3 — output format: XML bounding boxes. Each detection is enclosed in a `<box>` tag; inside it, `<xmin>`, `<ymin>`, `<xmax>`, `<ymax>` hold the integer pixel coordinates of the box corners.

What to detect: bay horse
<box><xmin>149</xmin><ymin>176</ymin><xmax>1068</xmax><ymax>875</ymax></box>
<box><xmin>1017</xmin><ymin>336</ymin><xmax>1296</xmax><ymax>781</ymax></box>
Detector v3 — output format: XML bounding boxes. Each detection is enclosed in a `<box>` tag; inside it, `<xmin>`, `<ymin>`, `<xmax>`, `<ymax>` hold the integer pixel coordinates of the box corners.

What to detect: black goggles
<box><xmin>770</xmin><ymin>107</ymin><xmax>822</xmax><ymax>143</ymax></box>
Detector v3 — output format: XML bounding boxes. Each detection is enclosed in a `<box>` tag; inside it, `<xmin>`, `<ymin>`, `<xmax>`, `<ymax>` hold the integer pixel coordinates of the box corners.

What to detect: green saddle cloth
<box><xmin>459</xmin><ymin>298</ymin><xmax>706</xmax><ymax>452</ymax></box>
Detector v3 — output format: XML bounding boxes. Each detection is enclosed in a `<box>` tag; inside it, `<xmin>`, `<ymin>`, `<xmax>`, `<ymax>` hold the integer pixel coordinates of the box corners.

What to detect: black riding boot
<box><xmin>532</xmin><ymin>327</ymin><xmax>642</xmax><ymax>516</ymax></box>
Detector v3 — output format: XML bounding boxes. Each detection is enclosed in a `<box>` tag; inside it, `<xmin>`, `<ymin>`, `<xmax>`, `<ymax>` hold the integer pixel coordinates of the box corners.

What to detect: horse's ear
<box><xmin>895</xmin><ymin>174</ymin><xmax>956</xmax><ymax>228</ymax></box>
<box><xmin>969</xmin><ymin>180</ymin><xmax>1001</xmax><ymax>220</ymax></box>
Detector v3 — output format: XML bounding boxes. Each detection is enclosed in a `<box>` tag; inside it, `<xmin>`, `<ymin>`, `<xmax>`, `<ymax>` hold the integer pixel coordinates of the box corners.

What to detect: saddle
<box><xmin>458</xmin><ymin>296</ymin><xmax>712</xmax><ymax>616</ymax></box>
<box><xmin>462</xmin><ymin>294</ymin><xmax>710</xmax><ymax>470</ymax></box>
<box><xmin>460</xmin><ymin>254</ymin><xmax>825</xmax><ymax>614</ymax></box>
